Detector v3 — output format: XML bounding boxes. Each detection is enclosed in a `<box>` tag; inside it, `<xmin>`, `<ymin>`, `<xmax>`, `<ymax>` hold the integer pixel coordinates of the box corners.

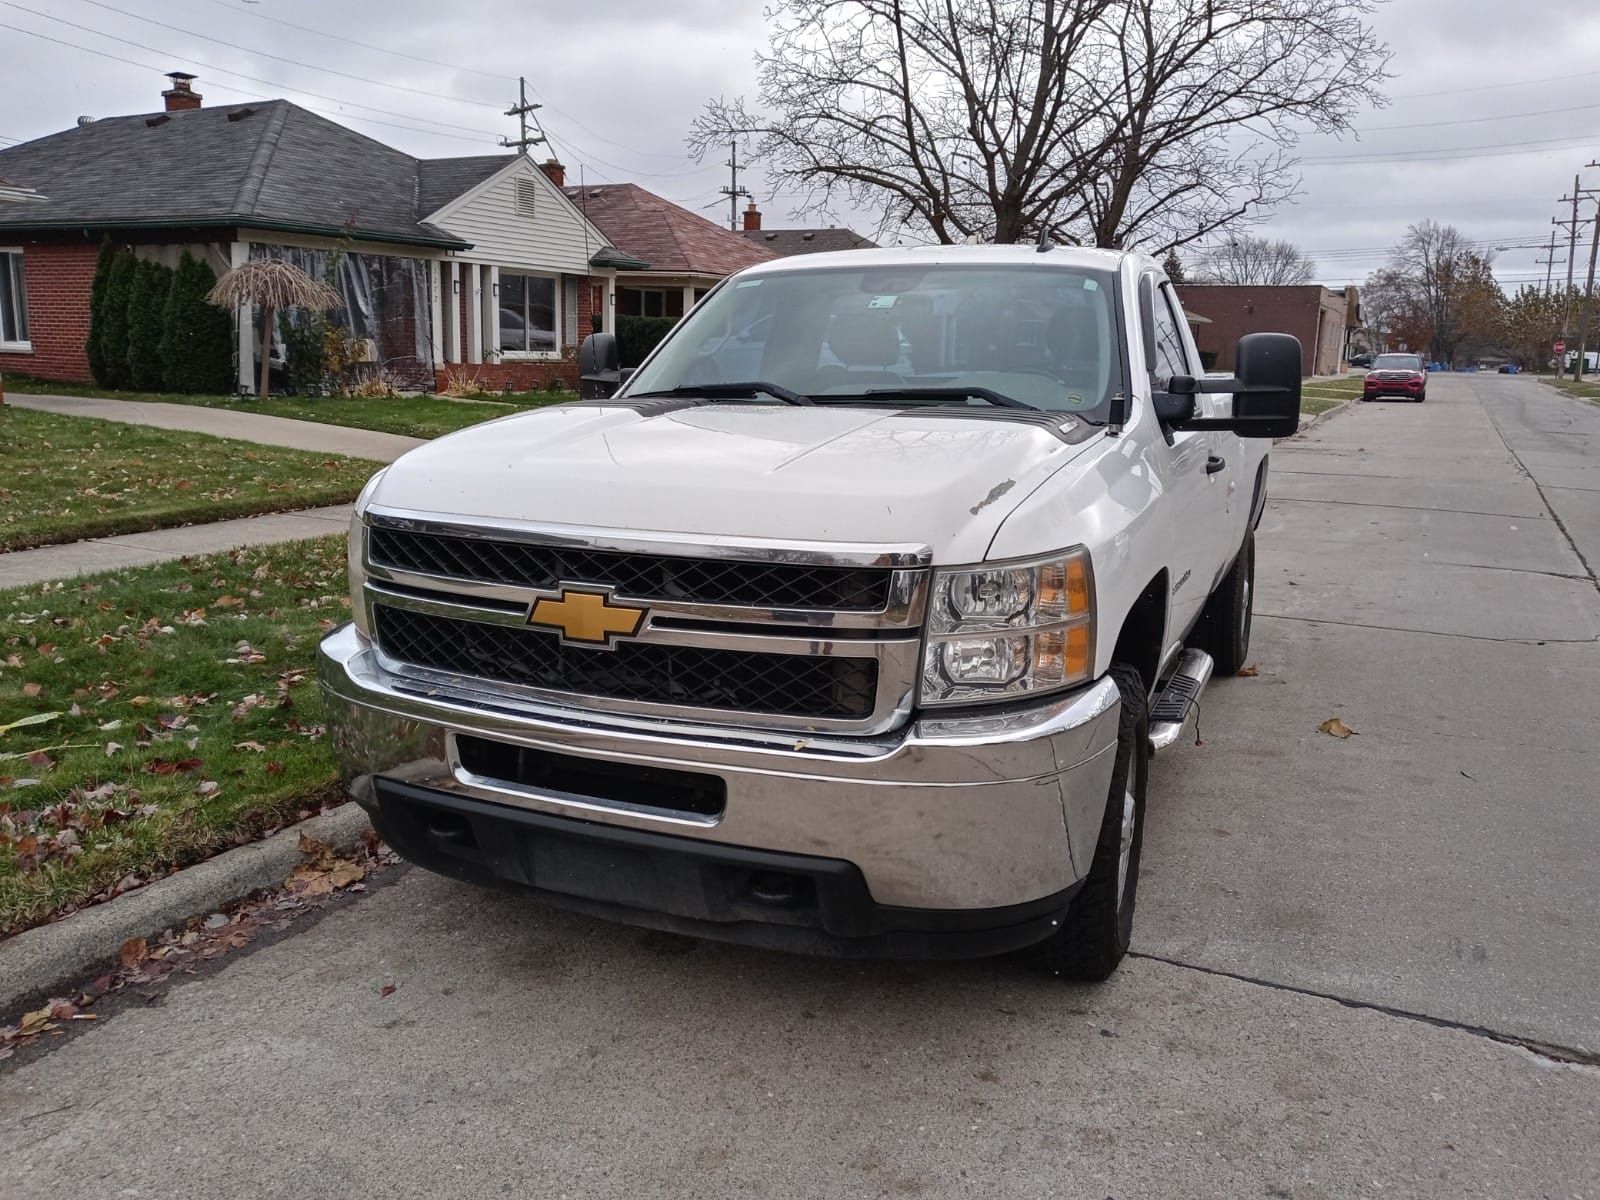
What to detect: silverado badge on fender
<box><xmin>527</xmin><ymin>588</ymin><xmax>647</xmax><ymax>648</ymax></box>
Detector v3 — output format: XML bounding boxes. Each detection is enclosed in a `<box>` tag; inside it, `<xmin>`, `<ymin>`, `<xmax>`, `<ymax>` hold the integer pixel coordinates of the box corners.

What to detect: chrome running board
<box><xmin>1148</xmin><ymin>648</ymin><xmax>1214</xmax><ymax>751</ymax></box>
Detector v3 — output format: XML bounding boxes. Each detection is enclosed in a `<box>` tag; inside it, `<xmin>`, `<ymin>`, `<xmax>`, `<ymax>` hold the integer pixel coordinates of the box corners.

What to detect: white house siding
<box><xmin>426</xmin><ymin>159</ymin><xmax>605</xmax><ymax>275</ymax></box>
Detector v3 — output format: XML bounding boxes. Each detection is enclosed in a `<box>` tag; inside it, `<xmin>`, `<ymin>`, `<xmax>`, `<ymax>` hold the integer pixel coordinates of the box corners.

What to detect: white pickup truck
<box><xmin>319</xmin><ymin>245</ymin><xmax>1300</xmax><ymax>979</ymax></box>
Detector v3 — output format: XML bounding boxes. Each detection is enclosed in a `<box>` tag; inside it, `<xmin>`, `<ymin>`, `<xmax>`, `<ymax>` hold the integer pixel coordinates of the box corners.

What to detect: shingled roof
<box><xmin>740</xmin><ymin>228</ymin><xmax>878</xmax><ymax>256</ymax></box>
<box><xmin>564</xmin><ymin>183</ymin><xmax>778</xmax><ymax>276</ymax></box>
<box><xmin>0</xmin><ymin>101</ymin><xmax>477</xmax><ymax>248</ymax></box>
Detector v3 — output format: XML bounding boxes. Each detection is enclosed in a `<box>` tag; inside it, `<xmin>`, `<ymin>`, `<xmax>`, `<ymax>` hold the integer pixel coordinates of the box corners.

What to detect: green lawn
<box><xmin>0</xmin><ymin>406</ymin><xmax>380</xmax><ymax>553</ymax></box>
<box><xmin>0</xmin><ymin>537</ymin><xmax>350</xmax><ymax>933</ymax></box>
<box><xmin>1300</xmin><ymin>375</ymin><xmax>1363</xmax><ymax>418</ymax></box>
<box><xmin>1</xmin><ymin>375</ymin><xmax>577</xmax><ymax>439</ymax></box>
<box><xmin>1540</xmin><ymin>376</ymin><xmax>1600</xmax><ymax>407</ymax></box>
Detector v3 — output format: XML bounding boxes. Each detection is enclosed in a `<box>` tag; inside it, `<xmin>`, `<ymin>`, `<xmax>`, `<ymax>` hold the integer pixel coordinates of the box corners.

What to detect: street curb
<box><xmin>1294</xmin><ymin>397</ymin><xmax>1357</xmax><ymax>436</ymax></box>
<box><xmin>0</xmin><ymin>802</ymin><xmax>370</xmax><ymax>1016</ymax></box>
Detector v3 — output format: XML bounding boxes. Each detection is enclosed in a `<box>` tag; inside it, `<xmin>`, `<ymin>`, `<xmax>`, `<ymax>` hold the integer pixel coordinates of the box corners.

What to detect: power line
<box><xmin>0</xmin><ymin>9</ymin><xmax>502</xmax><ymax>139</ymax></box>
<box><xmin>1394</xmin><ymin>67</ymin><xmax>1600</xmax><ymax>100</ymax></box>
<box><xmin>192</xmin><ymin>0</ymin><xmax>516</xmax><ymax>86</ymax></box>
<box><xmin>71</xmin><ymin>0</ymin><xmax>505</xmax><ymax>110</ymax></box>
<box><xmin>1356</xmin><ymin>99</ymin><xmax>1600</xmax><ymax>134</ymax></box>
<box><xmin>1301</xmin><ymin>134</ymin><xmax>1598</xmax><ymax>166</ymax></box>
<box><xmin>0</xmin><ymin>19</ymin><xmax>499</xmax><ymax>145</ymax></box>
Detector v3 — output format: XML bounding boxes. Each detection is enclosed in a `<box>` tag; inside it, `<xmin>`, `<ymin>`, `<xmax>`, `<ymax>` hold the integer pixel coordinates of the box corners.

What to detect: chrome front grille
<box><xmin>359</xmin><ymin>509</ymin><xmax>931</xmax><ymax>734</ymax></box>
<box><xmin>369</xmin><ymin>526</ymin><xmax>893</xmax><ymax>612</ymax></box>
<box><xmin>373</xmin><ymin>605</ymin><xmax>880</xmax><ymax>720</ymax></box>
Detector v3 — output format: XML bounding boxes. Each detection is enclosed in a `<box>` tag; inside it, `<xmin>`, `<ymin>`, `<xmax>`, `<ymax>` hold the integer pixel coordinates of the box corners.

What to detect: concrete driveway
<box><xmin>3</xmin><ymin>374</ymin><xmax>1597</xmax><ymax>1199</ymax></box>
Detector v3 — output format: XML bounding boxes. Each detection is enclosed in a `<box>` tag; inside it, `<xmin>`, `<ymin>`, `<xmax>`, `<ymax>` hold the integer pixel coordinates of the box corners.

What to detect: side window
<box><xmin>1149</xmin><ymin>282</ymin><xmax>1190</xmax><ymax>387</ymax></box>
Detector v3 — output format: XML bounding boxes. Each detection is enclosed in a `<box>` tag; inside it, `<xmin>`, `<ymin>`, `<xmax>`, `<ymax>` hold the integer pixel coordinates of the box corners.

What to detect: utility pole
<box><xmin>1555</xmin><ymin>173</ymin><xmax>1598</xmax><ymax>375</ymax></box>
<box><xmin>1538</xmin><ymin>229</ymin><xmax>1561</xmax><ymax>295</ymax></box>
<box><xmin>500</xmin><ymin>76</ymin><xmax>547</xmax><ymax>155</ymax></box>
<box><xmin>719</xmin><ymin>140</ymin><xmax>752</xmax><ymax>231</ymax></box>
<box><xmin>1573</xmin><ymin>162</ymin><xmax>1600</xmax><ymax>381</ymax></box>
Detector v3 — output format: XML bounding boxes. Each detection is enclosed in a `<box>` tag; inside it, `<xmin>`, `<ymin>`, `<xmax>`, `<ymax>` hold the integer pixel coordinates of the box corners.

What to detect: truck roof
<box><xmin>733</xmin><ymin>242</ymin><xmax>1142</xmax><ymax>278</ymax></box>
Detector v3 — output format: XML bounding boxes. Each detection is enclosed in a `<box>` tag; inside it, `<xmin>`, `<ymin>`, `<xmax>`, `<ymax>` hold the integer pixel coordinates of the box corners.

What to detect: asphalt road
<box><xmin>3</xmin><ymin>375</ymin><xmax>1598</xmax><ymax>1199</ymax></box>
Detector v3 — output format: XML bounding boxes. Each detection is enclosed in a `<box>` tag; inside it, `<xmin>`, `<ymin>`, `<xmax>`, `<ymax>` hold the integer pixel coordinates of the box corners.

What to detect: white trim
<box><xmin>444</xmin><ymin>261</ymin><xmax>461</xmax><ymax>364</ymax></box>
<box><xmin>230</xmin><ymin>241</ymin><xmax>252</xmax><ymax>394</ymax></box>
<box><xmin>0</xmin><ymin>340</ymin><xmax>33</xmax><ymax>354</ymax></box>
<box><xmin>483</xmin><ymin>264</ymin><xmax>500</xmax><ymax>363</ymax></box>
<box><xmin>422</xmin><ymin>155</ymin><xmax>608</xmax><ymax>250</ymax></box>
<box><xmin>234</xmin><ymin>227</ymin><xmax>449</xmax><ymax>261</ymax></box>
<box><xmin>465</xmin><ymin>262</ymin><xmax>482</xmax><ymax>364</ymax></box>
<box><xmin>427</xmin><ymin>260</ymin><xmax>444</xmax><ymax>366</ymax></box>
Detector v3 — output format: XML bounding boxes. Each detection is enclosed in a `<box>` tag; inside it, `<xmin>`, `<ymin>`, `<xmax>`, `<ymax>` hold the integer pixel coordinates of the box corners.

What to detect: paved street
<box><xmin>3</xmin><ymin>375</ymin><xmax>1597</xmax><ymax>1198</ymax></box>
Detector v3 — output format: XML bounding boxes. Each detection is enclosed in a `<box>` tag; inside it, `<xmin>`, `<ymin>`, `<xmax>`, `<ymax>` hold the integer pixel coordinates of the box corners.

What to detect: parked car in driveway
<box><xmin>1363</xmin><ymin>353</ymin><xmax>1428</xmax><ymax>402</ymax></box>
<box><xmin>1348</xmin><ymin>352</ymin><xmax>1373</xmax><ymax>369</ymax></box>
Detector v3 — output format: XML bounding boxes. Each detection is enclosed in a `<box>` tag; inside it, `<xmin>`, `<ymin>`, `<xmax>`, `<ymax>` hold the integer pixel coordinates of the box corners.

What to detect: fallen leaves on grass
<box><xmin>1318</xmin><ymin>717</ymin><xmax>1358</xmax><ymax>739</ymax></box>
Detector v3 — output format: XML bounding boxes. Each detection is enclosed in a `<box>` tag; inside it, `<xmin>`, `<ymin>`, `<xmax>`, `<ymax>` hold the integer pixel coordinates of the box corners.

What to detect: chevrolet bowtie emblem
<box><xmin>527</xmin><ymin>588</ymin><xmax>647</xmax><ymax>648</ymax></box>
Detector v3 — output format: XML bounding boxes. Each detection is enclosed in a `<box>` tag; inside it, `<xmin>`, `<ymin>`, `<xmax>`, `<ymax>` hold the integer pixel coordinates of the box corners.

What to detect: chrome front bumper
<box><xmin>317</xmin><ymin>623</ymin><xmax>1121</xmax><ymax>913</ymax></box>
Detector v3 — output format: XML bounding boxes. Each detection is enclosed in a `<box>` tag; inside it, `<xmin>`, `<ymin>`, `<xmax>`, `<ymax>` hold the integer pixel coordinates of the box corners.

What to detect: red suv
<box><xmin>1363</xmin><ymin>353</ymin><xmax>1428</xmax><ymax>402</ymax></box>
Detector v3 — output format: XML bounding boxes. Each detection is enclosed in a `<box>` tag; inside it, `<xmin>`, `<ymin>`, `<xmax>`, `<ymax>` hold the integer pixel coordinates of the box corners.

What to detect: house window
<box><xmin>0</xmin><ymin>250</ymin><xmax>28</xmax><ymax>348</ymax></box>
<box><xmin>514</xmin><ymin>177</ymin><xmax>538</xmax><ymax>218</ymax></box>
<box><xmin>498</xmin><ymin>271</ymin><xmax>557</xmax><ymax>354</ymax></box>
<box><xmin>617</xmin><ymin>287</ymin><xmax>685</xmax><ymax>319</ymax></box>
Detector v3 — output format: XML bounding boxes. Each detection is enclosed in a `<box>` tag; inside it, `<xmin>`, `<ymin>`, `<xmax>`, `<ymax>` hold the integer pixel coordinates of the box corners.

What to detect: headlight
<box><xmin>920</xmin><ymin>548</ymin><xmax>1095</xmax><ymax>706</ymax></box>
<box><xmin>347</xmin><ymin>469</ymin><xmax>387</xmax><ymax>637</ymax></box>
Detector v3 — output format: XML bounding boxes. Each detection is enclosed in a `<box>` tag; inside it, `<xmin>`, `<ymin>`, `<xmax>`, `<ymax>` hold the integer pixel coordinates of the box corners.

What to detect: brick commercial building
<box><xmin>0</xmin><ymin>71</ymin><xmax>656</xmax><ymax>393</ymax></box>
<box><xmin>1175</xmin><ymin>284</ymin><xmax>1359</xmax><ymax>377</ymax></box>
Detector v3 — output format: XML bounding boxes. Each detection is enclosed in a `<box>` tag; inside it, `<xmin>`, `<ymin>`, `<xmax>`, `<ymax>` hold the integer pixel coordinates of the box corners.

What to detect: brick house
<box><xmin>1175</xmin><ymin>284</ymin><xmax>1360</xmax><ymax>377</ymax></box>
<box><xmin>564</xmin><ymin>182</ymin><xmax>778</xmax><ymax>320</ymax></box>
<box><xmin>0</xmin><ymin>72</ymin><xmax>638</xmax><ymax>393</ymax></box>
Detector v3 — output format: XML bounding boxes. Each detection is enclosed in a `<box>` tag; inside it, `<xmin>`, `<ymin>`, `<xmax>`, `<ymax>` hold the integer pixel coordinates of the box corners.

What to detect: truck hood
<box><xmin>367</xmin><ymin>402</ymin><xmax>1101</xmax><ymax>563</ymax></box>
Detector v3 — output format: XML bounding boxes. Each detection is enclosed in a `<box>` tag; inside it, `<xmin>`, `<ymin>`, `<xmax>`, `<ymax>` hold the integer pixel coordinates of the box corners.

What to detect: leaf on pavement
<box><xmin>1236</xmin><ymin>663</ymin><xmax>1260</xmax><ymax>677</ymax></box>
<box><xmin>1318</xmin><ymin>717</ymin><xmax>1357</xmax><ymax>739</ymax></box>
<box><xmin>118</xmin><ymin>936</ymin><xmax>148</xmax><ymax>967</ymax></box>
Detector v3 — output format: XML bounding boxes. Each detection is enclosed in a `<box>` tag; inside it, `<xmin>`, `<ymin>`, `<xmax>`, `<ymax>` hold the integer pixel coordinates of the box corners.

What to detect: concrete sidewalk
<box><xmin>7</xmin><ymin>392</ymin><xmax>423</xmax><ymax>462</ymax></box>
<box><xmin>0</xmin><ymin>505</ymin><xmax>353</xmax><ymax>590</ymax></box>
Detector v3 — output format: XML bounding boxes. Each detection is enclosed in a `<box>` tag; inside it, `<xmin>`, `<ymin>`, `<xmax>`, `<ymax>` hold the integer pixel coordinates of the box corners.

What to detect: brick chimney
<box><xmin>743</xmin><ymin>200</ymin><xmax>762</xmax><ymax>231</ymax></box>
<box><xmin>538</xmin><ymin>158</ymin><xmax>566</xmax><ymax>188</ymax></box>
<box><xmin>162</xmin><ymin>71</ymin><xmax>202</xmax><ymax>112</ymax></box>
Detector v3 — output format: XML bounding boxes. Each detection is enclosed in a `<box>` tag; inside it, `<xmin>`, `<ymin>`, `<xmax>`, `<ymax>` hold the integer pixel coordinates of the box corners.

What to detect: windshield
<box><xmin>1373</xmin><ymin>354</ymin><xmax>1423</xmax><ymax>371</ymax></box>
<box><xmin>622</xmin><ymin>263</ymin><xmax>1124</xmax><ymax>415</ymax></box>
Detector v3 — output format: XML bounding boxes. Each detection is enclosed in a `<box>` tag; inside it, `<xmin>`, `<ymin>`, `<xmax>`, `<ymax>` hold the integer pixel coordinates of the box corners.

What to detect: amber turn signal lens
<box><xmin>1065</xmin><ymin>556</ymin><xmax>1090</xmax><ymax>614</ymax></box>
<box><xmin>1065</xmin><ymin>623</ymin><xmax>1091</xmax><ymax>678</ymax></box>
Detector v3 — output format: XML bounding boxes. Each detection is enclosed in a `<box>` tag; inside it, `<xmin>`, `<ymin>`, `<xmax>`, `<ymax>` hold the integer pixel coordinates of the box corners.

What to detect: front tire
<box><xmin>1020</xmin><ymin>664</ymin><xmax>1148</xmax><ymax>982</ymax></box>
<box><xmin>1192</xmin><ymin>529</ymin><xmax>1254</xmax><ymax>676</ymax></box>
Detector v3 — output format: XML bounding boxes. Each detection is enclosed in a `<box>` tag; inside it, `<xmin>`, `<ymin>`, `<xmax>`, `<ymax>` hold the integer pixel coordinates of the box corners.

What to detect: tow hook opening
<box><xmin>743</xmin><ymin>870</ymin><xmax>816</xmax><ymax>911</ymax></box>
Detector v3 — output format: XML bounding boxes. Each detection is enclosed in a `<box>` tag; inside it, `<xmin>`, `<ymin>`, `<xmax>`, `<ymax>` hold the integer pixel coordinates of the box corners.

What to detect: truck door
<box><xmin>1142</xmin><ymin>274</ymin><xmax>1227</xmax><ymax>642</ymax></box>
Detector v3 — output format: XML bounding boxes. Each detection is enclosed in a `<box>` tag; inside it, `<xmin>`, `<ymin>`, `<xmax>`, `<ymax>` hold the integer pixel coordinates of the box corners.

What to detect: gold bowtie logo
<box><xmin>528</xmin><ymin>588</ymin><xmax>647</xmax><ymax>648</ymax></box>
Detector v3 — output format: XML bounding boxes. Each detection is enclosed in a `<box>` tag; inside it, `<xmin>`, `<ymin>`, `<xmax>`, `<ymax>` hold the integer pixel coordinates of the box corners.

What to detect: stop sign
<box><xmin>1555</xmin><ymin>340</ymin><xmax>1567</xmax><ymax>353</ymax></box>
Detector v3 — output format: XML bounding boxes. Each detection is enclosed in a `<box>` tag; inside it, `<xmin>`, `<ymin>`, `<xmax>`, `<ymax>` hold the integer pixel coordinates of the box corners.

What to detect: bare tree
<box><xmin>691</xmin><ymin>0</ymin><xmax>1389</xmax><ymax>249</ymax></box>
<box><xmin>1364</xmin><ymin>222</ymin><xmax>1504</xmax><ymax>365</ymax></box>
<box><xmin>1194</xmin><ymin>236</ymin><xmax>1316</xmax><ymax>285</ymax></box>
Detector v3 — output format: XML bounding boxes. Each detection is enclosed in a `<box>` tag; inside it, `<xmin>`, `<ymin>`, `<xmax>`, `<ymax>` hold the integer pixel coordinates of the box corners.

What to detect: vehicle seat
<box><xmin>812</xmin><ymin>309</ymin><xmax>905</xmax><ymax>391</ymax></box>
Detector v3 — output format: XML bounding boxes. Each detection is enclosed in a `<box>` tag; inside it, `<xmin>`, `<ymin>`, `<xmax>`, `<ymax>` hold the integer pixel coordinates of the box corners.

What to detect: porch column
<box><xmin>444</xmin><ymin>261</ymin><xmax>461</xmax><ymax>364</ymax></box>
<box><xmin>465</xmin><ymin>262</ymin><xmax>482</xmax><ymax>364</ymax></box>
<box><xmin>230</xmin><ymin>241</ymin><xmax>253</xmax><ymax>394</ymax></box>
<box><xmin>427</xmin><ymin>260</ymin><xmax>444</xmax><ymax>371</ymax></box>
<box><xmin>483</xmin><ymin>265</ymin><xmax>500</xmax><ymax>363</ymax></box>
<box><xmin>603</xmin><ymin>273</ymin><xmax>616</xmax><ymax>335</ymax></box>
<box><xmin>681</xmin><ymin>284</ymin><xmax>696</xmax><ymax>316</ymax></box>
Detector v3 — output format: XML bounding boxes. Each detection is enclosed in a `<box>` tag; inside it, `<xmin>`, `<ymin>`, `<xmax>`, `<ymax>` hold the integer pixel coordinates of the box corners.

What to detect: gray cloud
<box><xmin>3</xmin><ymin>0</ymin><xmax>1595</xmax><ymax>287</ymax></box>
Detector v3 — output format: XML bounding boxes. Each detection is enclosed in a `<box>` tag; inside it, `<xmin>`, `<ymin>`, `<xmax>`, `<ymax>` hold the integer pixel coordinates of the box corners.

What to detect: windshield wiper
<box><xmin>820</xmin><ymin>386</ymin><xmax>1039</xmax><ymax>411</ymax></box>
<box><xmin>628</xmin><ymin>382</ymin><xmax>814</xmax><ymax>406</ymax></box>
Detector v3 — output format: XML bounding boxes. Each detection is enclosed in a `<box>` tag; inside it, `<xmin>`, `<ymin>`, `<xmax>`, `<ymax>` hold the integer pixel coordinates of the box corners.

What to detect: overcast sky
<box><xmin>3</xmin><ymin>0</ymin><xmax>1598</xmax><ymax>290</ymax></box>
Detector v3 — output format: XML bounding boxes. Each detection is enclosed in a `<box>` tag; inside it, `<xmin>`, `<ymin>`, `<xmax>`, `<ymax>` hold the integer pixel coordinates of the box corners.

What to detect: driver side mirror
<box><xmin>578</xmin><ymin>332</ymin><xmax>621</xmax><ymax>400</ymax></box>
<box><xmin>1163</xmin><ymin>333</ymin><xmax>1303</xmax><ymax>439</ymax></box>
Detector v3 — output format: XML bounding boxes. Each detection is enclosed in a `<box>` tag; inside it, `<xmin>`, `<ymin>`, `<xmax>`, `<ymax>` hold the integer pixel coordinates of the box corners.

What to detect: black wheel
<box><xmin>1416</xmin><ymin>391</ymin><xmax>1426</xmax><ymax>402</ymax></box>
<box><xmin>1192</xmin><ymin>529</ymin><xmax>1254</xmax><ymax>676</ymax></box>
<box><xmin>1020</xmin><ymin>664</ymin><xmax>1148</xmax><ymax>982</ymax></box>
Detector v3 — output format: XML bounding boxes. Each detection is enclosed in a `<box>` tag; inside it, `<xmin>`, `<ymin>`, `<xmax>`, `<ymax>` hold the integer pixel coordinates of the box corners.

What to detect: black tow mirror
<box><xmin>578</xmin><ymin>332</ymin><xmax>621</xmax><ymax>399</ymax></box>
<box><xmin>1163</xmin><ymin>333</ymin><xmax>1303</xmax><ymax>439</ymax></box>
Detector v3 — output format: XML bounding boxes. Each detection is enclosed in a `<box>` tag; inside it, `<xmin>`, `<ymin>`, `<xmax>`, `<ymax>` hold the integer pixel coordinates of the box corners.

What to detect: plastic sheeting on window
<box><xmin>250</xmin><ymin>243</ymin><xmax>434</xmax><ymax>389</ymax></box>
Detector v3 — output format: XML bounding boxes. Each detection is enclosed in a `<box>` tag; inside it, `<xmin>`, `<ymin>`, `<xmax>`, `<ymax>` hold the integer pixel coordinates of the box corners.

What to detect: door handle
<box><xmin>1205</xmin><ymin>455</ymin><xmax>1226</xmax><ymax>475</ymax></box>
